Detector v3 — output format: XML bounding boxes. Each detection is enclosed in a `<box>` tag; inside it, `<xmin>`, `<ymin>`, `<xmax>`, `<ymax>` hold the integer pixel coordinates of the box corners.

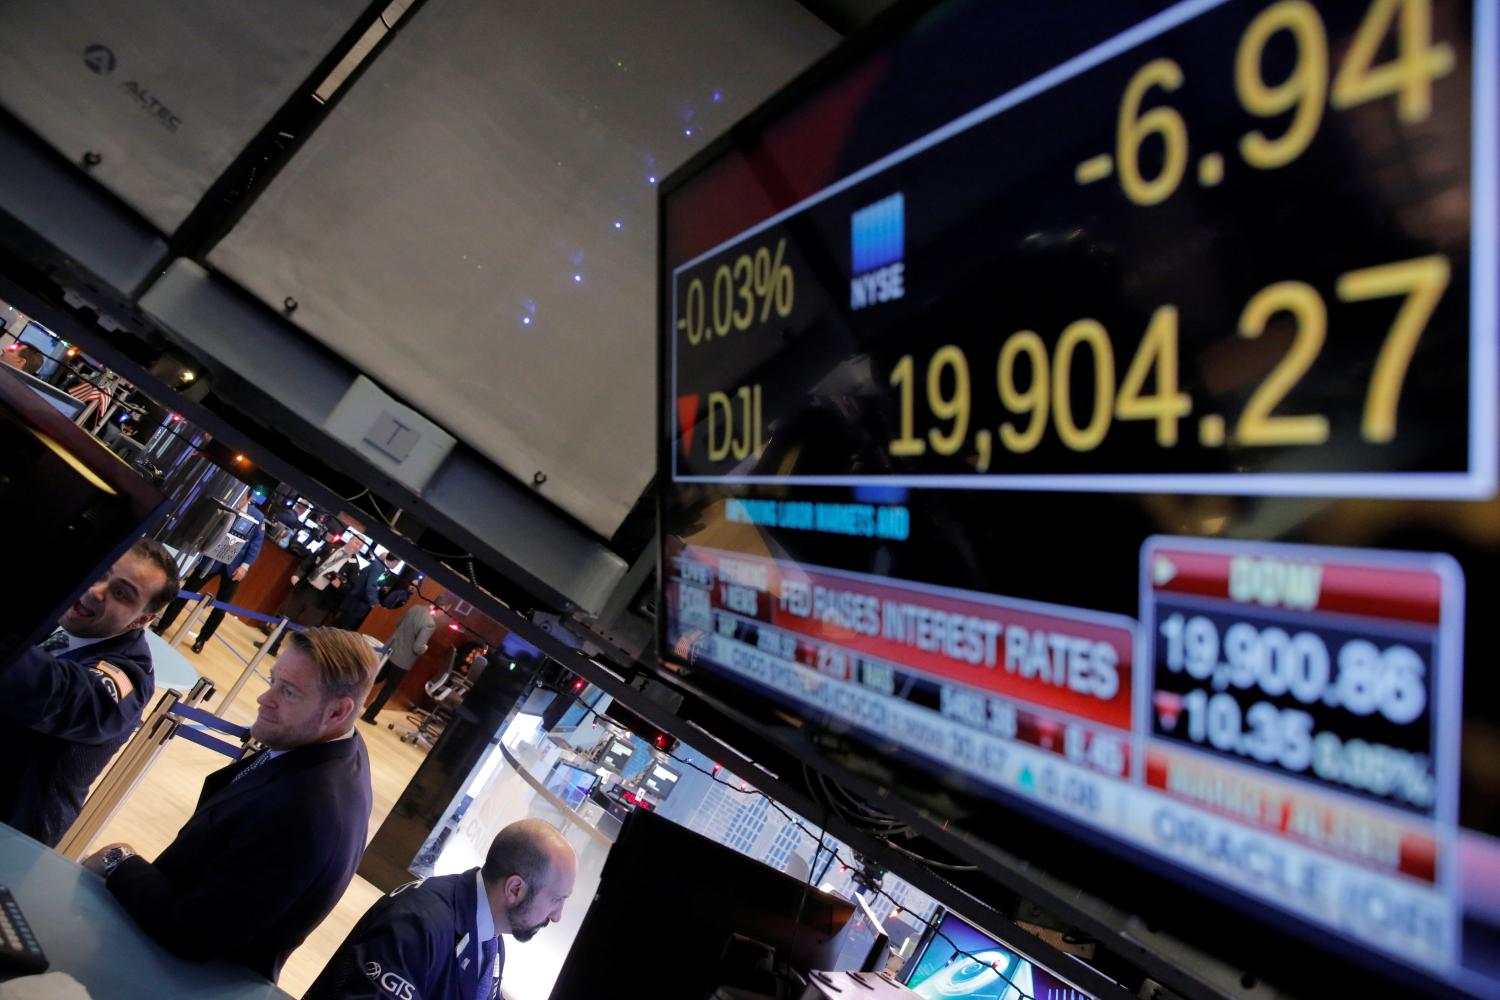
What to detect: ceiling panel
<box><xmin>209</xmin><ymin>0</ymin><xmax>836</xmax><ymax>536</ymax></box>
<box><xmin>0</xmin><ymin>0</ymin><xmax>371</xmax><ymax>234</ymax></box>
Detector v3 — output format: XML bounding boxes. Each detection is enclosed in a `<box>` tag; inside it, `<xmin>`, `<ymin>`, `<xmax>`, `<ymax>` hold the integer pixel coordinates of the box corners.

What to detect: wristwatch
<box><xmin>100</xmin><ymin>846</ymin><xmax>133</xmax><ymax>876</ymax></box>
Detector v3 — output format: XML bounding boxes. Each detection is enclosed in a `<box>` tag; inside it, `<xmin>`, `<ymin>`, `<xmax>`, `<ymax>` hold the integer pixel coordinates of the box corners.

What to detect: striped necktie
<box><xmin>40</xmin><ymin>629</ymin><xmax>70</xmax><ymax>652</ymax></box>
<box><xmin>231</xmin><ymin>751</ymin><xmax>271</xmax><ymax>784</ymax></box>
<box><xmin>475</xmin><ymin>936</ymin><xmax>498</xmax><ymax>1000</ymax></box>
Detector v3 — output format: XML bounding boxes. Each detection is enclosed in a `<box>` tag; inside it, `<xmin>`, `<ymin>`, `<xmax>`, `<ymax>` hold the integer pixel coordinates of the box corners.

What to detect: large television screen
<box><xmin>657</xmin><ymin>0</ymin><xmax>1498</xmax><ymax>995</ymax></box>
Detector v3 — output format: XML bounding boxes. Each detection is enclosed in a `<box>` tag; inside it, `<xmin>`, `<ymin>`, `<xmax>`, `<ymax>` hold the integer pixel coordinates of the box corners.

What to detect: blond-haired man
<box><xmin>84</xmin><ymin>627</ymin><xmax>378</xmax><ymax>983</ymax></box>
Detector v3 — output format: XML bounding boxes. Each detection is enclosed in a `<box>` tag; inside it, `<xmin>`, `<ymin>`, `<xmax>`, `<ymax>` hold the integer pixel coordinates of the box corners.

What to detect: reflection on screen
<box><xmin>905</xmin><ymin>913</ymin><xmax>1088</xmax><ymax>1000</ymax></box>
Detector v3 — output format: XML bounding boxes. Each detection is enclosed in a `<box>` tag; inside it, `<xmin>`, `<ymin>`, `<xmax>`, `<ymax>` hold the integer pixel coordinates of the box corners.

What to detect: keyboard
<box><xmin>0</xmin><ymin>886</ymin><xmax>47</xmax><ymax>975</ymax></box>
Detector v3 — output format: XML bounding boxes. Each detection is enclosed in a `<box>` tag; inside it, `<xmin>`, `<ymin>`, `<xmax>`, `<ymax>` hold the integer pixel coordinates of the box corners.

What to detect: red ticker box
<box><xmin>680</xmin><ymin>545</ymin><xmax>1137</xmax><ymax>730</ymax></box>
<box><xmin>1139</xmin><ymin>537</ymin><xmax>1464</xmax><ymax>821</ymax></box>
<box><xmin>1144</xmin><ymin>746</ymin><xmax>1439</xmax><ymax>883</ymax></box>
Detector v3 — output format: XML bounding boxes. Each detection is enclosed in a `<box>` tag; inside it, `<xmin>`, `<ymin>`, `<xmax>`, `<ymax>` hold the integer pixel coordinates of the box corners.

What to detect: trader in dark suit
<box><xmin>331</xmin><ymin>551</ymin><xmax>402</xmax><ymax>631</ymax></box>
<box><xmin>303</xmin><ymin>818</ymin><xmax>577</xmax><ymax>1000</ymax></box>
<box><xmin>260</xmin><ymin>535</ymin><xmax>365</xmax><ymax>657</ymax></box>
<box><xmin>83</xmin><ymin>626</ymin><xmax>379</xmax><ymax>982</ymax></box>
<box><xmin>0</xmin><ymin>537</ymin><xmax>179</xmax><ymax>846</ymax></box>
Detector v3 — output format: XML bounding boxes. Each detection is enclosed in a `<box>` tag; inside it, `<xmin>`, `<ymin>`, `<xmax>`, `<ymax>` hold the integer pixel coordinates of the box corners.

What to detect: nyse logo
<box><xmin>849</xmin><ymin>193</ymin><xmax>905</xmax><ymax>310</ymax></box>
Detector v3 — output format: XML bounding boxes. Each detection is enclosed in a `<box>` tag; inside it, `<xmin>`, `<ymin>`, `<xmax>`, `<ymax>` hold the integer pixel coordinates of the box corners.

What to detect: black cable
<box><xmin>808</xmin><ymin>765</ymin><xmax>909</xmax><ymax>833</ymax></box>
<box><xmin>367</xmin><ymin>493</ymin><xmax>400</xmax><ymax>528</ymax></box>
<box><xmin>788</xmin><ymin>801</ymin><xmax>828</xmax><ymax>981</ymax></box>
<box><xmin>883</xmin><ymin>841</ymin><xmax>979</xmax><ymax>871</ymax></box>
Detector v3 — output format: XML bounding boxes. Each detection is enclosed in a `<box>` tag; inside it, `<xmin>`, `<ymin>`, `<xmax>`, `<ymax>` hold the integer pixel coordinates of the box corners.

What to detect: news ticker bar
<box><xmin>698</xmin><ymin>628</ymin><xmax>1456</xmax><ymax>971</ymax></box>
<box><xmin>690</xmin><ymin>603</ymin><xmax>1132</xmax><ymax>780</ymax></box>
<box><xmin>684</xmin><ymin>605</ymin><xmax>1443</xmax><ymax>885</ymax></box>
<box><xmin>677</xmin><ymin>546</ymin><xmax>1137</xmax><ymax>729</ymax></box>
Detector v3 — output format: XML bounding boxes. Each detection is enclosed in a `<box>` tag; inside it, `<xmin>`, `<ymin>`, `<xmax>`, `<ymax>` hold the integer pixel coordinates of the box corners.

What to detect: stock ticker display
<box><xmin>658</xmin><ymin>1</ymin><xmax>1498</xmax><ymax>994</ymax></box>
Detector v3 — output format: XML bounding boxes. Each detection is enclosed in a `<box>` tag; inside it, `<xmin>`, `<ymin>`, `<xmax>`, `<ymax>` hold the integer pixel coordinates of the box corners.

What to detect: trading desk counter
<box><xmin>0</xmin><ymin>824</ymin><xmax>290</xmax><ymax>998</ymax></box>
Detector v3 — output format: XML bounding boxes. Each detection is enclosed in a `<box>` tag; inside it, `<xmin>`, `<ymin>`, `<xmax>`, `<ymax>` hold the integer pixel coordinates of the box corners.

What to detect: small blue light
<box><xmin>523</xmin><ymin>298</ymin><xmax>538</xmax><ymax>314</ymax></box>
<box><xmin>648</xmin><ymin>175</ymin><xmax>657</xmax><ymax>185</ymax></box>
<box><xmin>522</xmin><ymin>316</ymin><xmax>533</xmax><ymax>326</ymax></box>
<box><xmin>712</xmin><ymin>89</ymin><xmax>723</xmax><ymax>103</ymax></box>
<box><xmin>684</xmin><ymin>128</ymin><xmax>693</xmax><ymax>137</ymax></box>
<box><xmin>573</xmin><ymin>273</ymin><xmax>583</xmax><ymax>283</ymax></box>
<box><xmin>612</xmin><ymin>220</ymin><xmax>623</xmax><ymax>230</ymax></box>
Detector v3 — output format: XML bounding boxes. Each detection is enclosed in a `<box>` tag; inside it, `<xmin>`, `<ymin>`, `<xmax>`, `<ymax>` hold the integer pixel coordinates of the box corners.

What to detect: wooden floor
<box><xmin>83</xmin><ymin>615</ymin><xmax>428</xmax><ymax>998</ymax></box>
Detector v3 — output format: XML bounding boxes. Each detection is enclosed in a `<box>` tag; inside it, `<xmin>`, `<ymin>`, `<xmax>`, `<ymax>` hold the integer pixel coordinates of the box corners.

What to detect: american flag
<box><xmin>67</xmin><ymin>373</ymin><xmax>121</xmax><ymax>430</ymax></box>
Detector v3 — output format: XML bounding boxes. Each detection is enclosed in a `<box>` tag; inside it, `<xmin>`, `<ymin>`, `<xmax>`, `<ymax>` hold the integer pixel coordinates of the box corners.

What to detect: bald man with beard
<box><xmin>304</xmin><ymin>819</ymin><xmax>579</xmax><ymax>1000</ymax></box>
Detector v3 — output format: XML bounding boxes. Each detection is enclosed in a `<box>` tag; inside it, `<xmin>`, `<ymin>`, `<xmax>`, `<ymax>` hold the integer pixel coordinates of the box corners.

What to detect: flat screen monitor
<box><xmin>543</xmin><ymin>762</ymin><xmax>597</xmax><ymax>811</ymax></box>
<box><xmin>903</xmin><ymin>911</ymin><xmax>1092</xmax><ymax>1000</ymax></box>
<box><xmin>642</xmin><ymin>763</ymin><xmax>681</xmax><ymax>800</ymax></box>
<box><xmin>600</xmin><ymin>738</ymin><xmax>635</xmax><ymax>773</ymax></box>
<box><xmin>16</xmin><ymin>321</ymin><xmax>64</xmax><ymax>379</ymax></box>
<box><xmin>657</xmin><ymin>1</ymin><xmax>1499</xmax><ymax>995</ymax></box>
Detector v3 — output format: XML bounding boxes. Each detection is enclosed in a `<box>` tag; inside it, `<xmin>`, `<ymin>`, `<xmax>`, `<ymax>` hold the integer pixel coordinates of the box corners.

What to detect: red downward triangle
<box><xmin>677</xmin><ymin>394</ymin><xmax>701</xmax><ymax>455</ymax></box>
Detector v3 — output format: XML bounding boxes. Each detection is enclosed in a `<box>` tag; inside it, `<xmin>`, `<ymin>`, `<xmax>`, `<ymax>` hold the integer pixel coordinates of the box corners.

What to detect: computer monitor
<box><xmin>15</xmin><ymin>320</ymin><xmax>64</xmax><ymax>379</ymax></box>
<box><xmin>543</xmin><ymin>762</ymin><xmax>597</xmax><ymax>811</ymax></box>
<box><xmin>903</xmin><ymin>911</ymin><xmax>1092</xmax><ymax>1000</ymax></box>
<box><xmin>642</xmin><ymin>762</ymin><xmax>681</xmax><ymax>801</ymax></box>
<box><xmin>550</xmin><ymin>807</ymin><xmax>855</xmax><ymax>997</ymax></box>
<box><xmin>599</xmin><ymin>738</ymin><xmax>635</xmax><ymax>773</ymax></box>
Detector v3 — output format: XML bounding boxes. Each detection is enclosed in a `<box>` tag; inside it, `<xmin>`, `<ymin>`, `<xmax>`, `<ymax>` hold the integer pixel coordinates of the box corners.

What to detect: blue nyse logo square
<box><xmin>851</xmin><ymin>193</ymin><xmax>904</xmax><ymax>273</ymax></box>
<box><xmin>850</xmin><ymin>193</ymin><xmax>906</xmax><ymax>310</ymax></box>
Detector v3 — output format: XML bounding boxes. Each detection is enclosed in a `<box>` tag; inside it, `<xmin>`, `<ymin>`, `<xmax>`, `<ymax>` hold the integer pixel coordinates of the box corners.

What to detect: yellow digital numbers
<box><xmin>1236</xmin><ymin>0</ymin><xmax>1328</xmax><ymax>170</ymax></box>
<box><xmin>1338</xmin><ymin>255</ymin><xmax>1451</xmax><ymax>443</ymax></box>
<box><xmin>1117</xmin><ymin>58</ymin><xmax>1188</xmax><ymax>207</ymax></box>
<box><xmin>1235</xmin><ymin>281</ymin><xmax>1329</xmax><ymax>447</ymax></box>
<box><xmin>887</xmin><ymin>255</ymin><xmax>1449</xmax><ymax>463</ymax></box>
<box><xmin>1087</xmin><ymin>0</ymin><xmax>1453</xmax><ymax>205</ymax></box>
<box><xmin>679</xmin><ymin>238</ymin><xmax>795</xmax><ymax>346</ymax></box>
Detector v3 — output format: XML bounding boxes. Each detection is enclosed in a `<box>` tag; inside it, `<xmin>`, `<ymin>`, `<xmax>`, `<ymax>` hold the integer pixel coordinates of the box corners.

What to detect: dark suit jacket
<box><xmin>106</xmin><ymin>732</ymin><xmax>373</xmax><ymax>981</ymax></box>
<box><xmin>334</xmin><ymin>560</ymin><xmax>386</xmax><ymax>626</ymax></box>
<box><xmin>302</xmin><ymin>869</ymin><xmax>502</xmax><ymax>1000</ymax></box>
<box><xmin>0</xmin><ymin>628</ymin><xmax>155</xmax><ymax>846</ymax></box>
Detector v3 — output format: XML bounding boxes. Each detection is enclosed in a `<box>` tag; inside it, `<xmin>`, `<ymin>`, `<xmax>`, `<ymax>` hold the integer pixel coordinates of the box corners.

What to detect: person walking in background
<box><xmin>360</xmin><ymin>595</ymin><xmax>451</xmax><ymax>725</ymax></box>
<box><xmin>154</xmin><ymin>493</ymin><xmax>266</xmax><ymax>654</ymax></box>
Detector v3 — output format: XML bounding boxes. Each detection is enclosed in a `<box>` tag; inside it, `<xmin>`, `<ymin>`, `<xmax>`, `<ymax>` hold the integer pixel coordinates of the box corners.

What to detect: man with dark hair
<box><xmin>84</xmin><ymin>626</ymin><xmax>378</xmax><ymax>982</ymax></box>
<box><xmin>303</xmin><ymin>818</ymin><xmax>578</xmax><ymax>1000</ymax></box>
<box><xmin>0</xmin><ymin>537</ymin><xmax>179</xmax><ymax>846</ymax></box>
<box><xmin>154</xmin><ymin>492</ymin><xmax>267</xmax><ymax>653</ymax></box>
<box><xmin>332</xmin><ymin>551</ymin><xmax>403</xmax><ymax>631</ymax></box>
